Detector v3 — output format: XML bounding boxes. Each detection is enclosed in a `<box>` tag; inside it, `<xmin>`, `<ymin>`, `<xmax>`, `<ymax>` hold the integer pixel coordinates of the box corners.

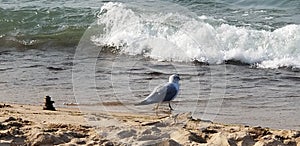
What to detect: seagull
<box><xmin>135</xmin><ymin>74</ymin><xmax>180</xmax><ymax>110</ymax></box>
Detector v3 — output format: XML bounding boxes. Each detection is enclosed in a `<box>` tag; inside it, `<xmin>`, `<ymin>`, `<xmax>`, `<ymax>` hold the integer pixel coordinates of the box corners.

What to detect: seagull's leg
<box><xmin>155</xmin><ymin>103</ymin><xmax>160</xmax><ymax>109</ymax></box>
<box><xmin>155</xmin><ymin>108</ymin><xmax>159</xmax><ymax>117</ymax></box>
<box><xmin>168</xmin><ymin>102</ymin><xmax>173</xmax><ymax>111</ymax></box>
<box><xmin>155</xmin><ymin>103</ymin><xmax>161</xmax><ymax>116</ymax></box>
<box><xmin>153</xmin><ymin>103</ymin><xmax>160</xmax><ymax>110</ymax></box>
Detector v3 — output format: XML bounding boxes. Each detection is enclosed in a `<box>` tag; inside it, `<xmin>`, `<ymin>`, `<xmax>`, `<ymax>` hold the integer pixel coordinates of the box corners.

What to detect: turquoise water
<box><xmin>0</xmin><ymin>0</ymin><xmax>98</xmax><ymax>48</ymax></box>
<box><xmin>1</xmin><ymin>0</ymin><xmax>300</xmax><ymax>68</ymax></box>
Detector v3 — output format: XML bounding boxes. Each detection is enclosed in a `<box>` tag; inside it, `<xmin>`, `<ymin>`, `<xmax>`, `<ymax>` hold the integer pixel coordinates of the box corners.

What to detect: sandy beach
<box><xmin>0</xmin><ymin>103</ymin><xmax>299</xmax><ymax>146</ymax></box>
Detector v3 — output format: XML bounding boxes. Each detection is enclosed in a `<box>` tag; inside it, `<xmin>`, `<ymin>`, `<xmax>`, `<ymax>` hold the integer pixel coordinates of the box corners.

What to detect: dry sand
<box><xmin>0</xmin><ymin>103</ymin><xmax>299</xmax><ymax>146</ymax></box>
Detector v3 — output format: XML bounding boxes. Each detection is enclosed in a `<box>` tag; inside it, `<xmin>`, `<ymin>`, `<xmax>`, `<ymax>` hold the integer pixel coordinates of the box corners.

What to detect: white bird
<box><xmin>135</xmin><ymin>74</ymin><xmax>180</xmax><ymax>110</ymax></box>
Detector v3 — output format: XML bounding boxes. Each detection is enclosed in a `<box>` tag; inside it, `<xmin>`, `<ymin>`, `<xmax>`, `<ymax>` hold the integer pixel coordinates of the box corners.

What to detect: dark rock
<box><xmin>43</xmin><ymin>96</ymin><xmax>56</xmax><ymax>111</ymax></box>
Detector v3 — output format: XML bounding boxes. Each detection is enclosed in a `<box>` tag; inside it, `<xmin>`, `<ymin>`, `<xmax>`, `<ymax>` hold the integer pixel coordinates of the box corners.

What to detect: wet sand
<box><xmin>0</xmin><ymin>103</ymin><xmax>299</xmax><ymax>145</ymax></box>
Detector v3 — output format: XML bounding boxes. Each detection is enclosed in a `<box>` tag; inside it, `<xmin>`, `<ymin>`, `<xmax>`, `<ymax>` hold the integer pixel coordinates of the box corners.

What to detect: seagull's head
<box><xmin>169</xmin><ymin>74</ymin><xmax>180</xmax><ymax>83</ymax></box>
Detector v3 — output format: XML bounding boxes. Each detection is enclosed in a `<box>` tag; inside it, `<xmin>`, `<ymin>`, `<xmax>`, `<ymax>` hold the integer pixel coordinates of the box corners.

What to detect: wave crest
<box><xmin>91</xmin><ymin>2</ymin><xmax>300</xmax><ymax>69</ymax></box>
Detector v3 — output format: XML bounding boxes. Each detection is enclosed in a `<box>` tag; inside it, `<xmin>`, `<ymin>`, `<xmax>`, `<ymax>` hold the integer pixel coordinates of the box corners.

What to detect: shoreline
<box><xmin>0</xmin><ymin>103</ymin><xmax>299</xmax><ymax>145</ymax></box>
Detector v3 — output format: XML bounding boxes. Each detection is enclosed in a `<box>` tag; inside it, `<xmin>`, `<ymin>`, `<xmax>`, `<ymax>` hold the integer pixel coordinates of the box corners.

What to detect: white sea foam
<box><xmin>91</xmin><ymin>2</ymin><xmax>300</xmax><ymax>69</ymax></box>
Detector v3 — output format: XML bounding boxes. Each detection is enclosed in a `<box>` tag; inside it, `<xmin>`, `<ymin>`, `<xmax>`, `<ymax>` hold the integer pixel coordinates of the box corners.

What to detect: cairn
<box><xmin>43</xmin><ymin>96</ymin><xmax>56</xmax><ymax>111</ymax></box>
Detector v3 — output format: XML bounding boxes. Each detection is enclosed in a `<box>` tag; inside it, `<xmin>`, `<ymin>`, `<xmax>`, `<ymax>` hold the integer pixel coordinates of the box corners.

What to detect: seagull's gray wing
<box><xmin>162</xmin><ymin>83</ymin><xmax>178</xmax><ymax>102</ymax></box>
<box><xmin>135</xmin><ymin>83</ymin><xmax>170</xmax><ymax>105</ymax></box>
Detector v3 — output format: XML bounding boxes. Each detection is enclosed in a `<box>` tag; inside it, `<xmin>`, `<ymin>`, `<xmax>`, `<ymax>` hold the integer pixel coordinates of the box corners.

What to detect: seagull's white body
<box><xmin>135</xmin><ymin>74</ymin><xmax>180</xmax><ymax>110</ymax></box>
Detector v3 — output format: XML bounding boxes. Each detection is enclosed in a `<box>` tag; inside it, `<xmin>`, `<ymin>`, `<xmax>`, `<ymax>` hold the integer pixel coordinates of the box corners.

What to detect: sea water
<box><xmin>0</xmin><ymin>0</ymin><xmax>299</xmax><ymax>130</ymax></box>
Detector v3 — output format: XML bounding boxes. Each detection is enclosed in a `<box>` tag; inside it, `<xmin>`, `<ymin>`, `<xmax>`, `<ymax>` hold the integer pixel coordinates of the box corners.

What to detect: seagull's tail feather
<box><xmin>134</xmin><ymin>100</ymin><xmax>149</xmax><ymax>106</ymax></box>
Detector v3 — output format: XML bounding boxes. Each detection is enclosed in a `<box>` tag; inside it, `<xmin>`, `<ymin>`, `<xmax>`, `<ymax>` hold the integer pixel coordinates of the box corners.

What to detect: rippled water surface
<box><xmin>0</xmin><ymin>0</ymin><xmax>300</xmax><ymax>130</ymax></box>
